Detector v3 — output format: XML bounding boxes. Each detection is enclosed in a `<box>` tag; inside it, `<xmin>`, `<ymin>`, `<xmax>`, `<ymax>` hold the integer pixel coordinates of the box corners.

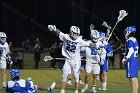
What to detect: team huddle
<box><xmin>48</xmin><ymin>24</ymin><xmax>139</xmax><ymax>93</ymax></box>
<box><xmin>0</xmin><ymin>23</ymin><xmax>139</xmax><ymax>93</ymax></box>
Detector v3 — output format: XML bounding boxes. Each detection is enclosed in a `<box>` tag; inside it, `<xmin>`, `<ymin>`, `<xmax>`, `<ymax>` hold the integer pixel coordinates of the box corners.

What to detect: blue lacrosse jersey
<box><xmin>125</xmin><ymin>37</ymin><xmax>139</xmax><ymax>78</ymax></box>
<box><xmin>6</xmin><ymin>79</ymin><xmax>37</xmax><ymax>93</ymax></box>
<box><xmin>100</xmin><ymin>40</ymin><xmax>112</xmax><ymax>72</ymax></box>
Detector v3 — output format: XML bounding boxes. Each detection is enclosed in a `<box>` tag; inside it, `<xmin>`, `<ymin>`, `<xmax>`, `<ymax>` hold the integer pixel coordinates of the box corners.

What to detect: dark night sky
<box><xmin>1</xmin><ymin>0</ymin><xmax>140</xmax><ymax>47</ymax></box>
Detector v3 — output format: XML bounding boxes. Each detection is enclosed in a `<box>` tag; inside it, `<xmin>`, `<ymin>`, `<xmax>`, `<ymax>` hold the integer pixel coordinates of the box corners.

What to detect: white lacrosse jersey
<box><xmin>81</xmin><ymin>40</ymin><xmax>106</xmax><ymax>64</ymax></box>
<box><xmin>59</xmin><ymin>32</ymin><xmax>90</xmax><ymax>59</ymax></box>
<box><xmin>0</xmin><ymin>42</ymin><xmax>10</xmax><ymax>61</ymax></box>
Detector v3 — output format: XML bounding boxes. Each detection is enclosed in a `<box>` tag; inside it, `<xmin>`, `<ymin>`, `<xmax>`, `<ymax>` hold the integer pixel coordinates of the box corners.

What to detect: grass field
<box><xmin>0</xmin><ymin>69</ymin><xmax>140</xmax><ymax>93</ymax></box>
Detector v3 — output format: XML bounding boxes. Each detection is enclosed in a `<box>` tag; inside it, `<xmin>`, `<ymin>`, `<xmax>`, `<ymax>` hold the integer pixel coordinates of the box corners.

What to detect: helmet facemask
<box><xmin>90</xmin><ymin>30</ymin><xmax>99</xmax><ymax>43</ymax></box>
<box><xmin>70</xmin><ymin>26</ymin><xmax>80</xmax><ymax>40</ymax></box>
<box><xmin>124</xmin><ymin>26</ymin><xmax>136</xmax><ymax>39</ymax></box>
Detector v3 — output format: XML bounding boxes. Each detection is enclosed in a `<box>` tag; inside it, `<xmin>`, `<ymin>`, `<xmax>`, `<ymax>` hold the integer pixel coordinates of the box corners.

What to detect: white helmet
<box><xmin>70</xmin><ymin>26</ymin><xmax>80</xmax><ymax>40</ymax></box>
<box><xmin>90</xmin><ymin>29</ymin><xmax>99</xmax><ymax>42</ymax></box>
<box><xmin>0</xmin><ymin>32</ymin><xmax>7</xmax><ymax>43</ymax></box>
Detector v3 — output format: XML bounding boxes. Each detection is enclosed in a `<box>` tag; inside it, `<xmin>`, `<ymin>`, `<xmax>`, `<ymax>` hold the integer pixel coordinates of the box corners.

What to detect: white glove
<box><xmin>90</xmin><ymin>24</ymin><xmax>95</xmax><ymax>30</ymax></box>
<box><xmin>27</xmin><ymin>77</ymin><xmax>34</xmax><ymax>81</ymax></box>
<box><xmin>99</xmin><ymin>60</ymin><xmax>104</xmax><ymax>65</ymax></box>
<box><xmin>107</xmin><ymin>52</ymin><xmax>113</xmax><ymax>57</ymax></box>
<box><xmin>48</xmin><ymin>25</ymin><xmax>56</xmax><ymax>31</ymax></box>
<box><xmin>122</xmin><ymin>56</ymin><xmax>128</xmax><ymax>64</ymax></box>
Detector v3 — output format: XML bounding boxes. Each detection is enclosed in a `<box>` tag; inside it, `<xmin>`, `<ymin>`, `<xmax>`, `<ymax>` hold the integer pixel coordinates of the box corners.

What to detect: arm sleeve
<box><xmin>126</xmin><ymin>41</ymin><xmax>134</xmax><ymax>58</ymax></box>
<box><xmin>59</xmin><ymin>32</ymin><xmax>66</xmax><ymax>41</ymax></box>
<box><xmin>80</xmin><ymin>40</ymin><xmax>90</xmax><ymax>47</ymax></box>
<box><xmin>100</xmin><ymin>48</ymin><xmax>107</xmax><ymax>61</ymax></box>
<box><xmin>25</xmin><ymin>80</ymin><xmax>31</xmax><ymax>90</ymax></box>
<box><xmin>106</xmin><ymin>43</ymin><xmax>112</xmax><ymax>53</ymax></box>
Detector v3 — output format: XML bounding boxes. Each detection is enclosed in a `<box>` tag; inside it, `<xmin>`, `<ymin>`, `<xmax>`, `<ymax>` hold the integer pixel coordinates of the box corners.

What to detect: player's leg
<box><xmin>129</xmin><ymin>78</ymin><xmax>138</xmax><ymax>93</ymax></box>
<box><xmin>99</xmin><ymin>60</ymin><xmax>108</xmax><ymax>91</ymax></box>
<box><xmin>81</xmin><ymin>63</ymin><xmax>92</xmax><ymax>92</ymax></box>
<box><xmin>67</xmin><ymin>71</ymin><xmax>72</xmax><ymax>85</ymax></box>
<box><xmin>92</xmin><ymin>64</ymin><xmax>100</xmax><ymax>93</ymax></box>
<box><xmin>73</xmin><ymin>59</ymin><xmax>81</xmax><ymax>93</ymax></box>
<box><xmin>79</xmin><ymin>66</ymin><xmax>85</xmax><ymax>85</ymax></box>
<box><xmin>0</xmin><ymin>61</ymin><xmax>7</xmax><ymax>88</ymax></box>
<box><xmin>35</xmin><ymin>82</ymin><xmax>56</xmax><ymax>92</ymax></box>
<box><xmin>60</xmin><ymin>59</ymin><xmax>70</xmax><ymax>93</ymax></box>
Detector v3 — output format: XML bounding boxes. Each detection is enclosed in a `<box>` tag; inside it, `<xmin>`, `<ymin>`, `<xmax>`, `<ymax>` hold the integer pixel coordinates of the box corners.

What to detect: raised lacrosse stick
<box><xmin>107</xmin><ymin>10</ymin><xmax>128</xmax><ymax>42</ymax></box>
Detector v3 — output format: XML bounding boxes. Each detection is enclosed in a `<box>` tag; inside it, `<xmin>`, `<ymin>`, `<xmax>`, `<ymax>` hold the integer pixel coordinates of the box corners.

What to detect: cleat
<box><xmin>48</xmin><ymin>82</ymin><xmax>56</xmax><ymax>92</ymax></box>
<box><xmin>79</xmin><ymin>80</ymin><xmax>85</xmax><ymax>85</ymax></box>
<box><xmin>81</xmin><ymin>85</ymin><xmax>88</xmax><ymax>92</ymax></box>
<box><xmin>67</xmin><ymin>80</ymin><xmax>72</xmax><ymax>85</ymax></box>
<box><xmin>92</xmin><ymin>87</ymin><xmax>96</xmax><ymax>93</ymax></box>
<box><xmin>98</xmin><ymin>88</ymin><xmax>107</xmax><ymax>91</ymax></box>
<box><xmin>2</xmin><ymin>82</ymin><xmax>6</xmax><ymax>88</ymax></box>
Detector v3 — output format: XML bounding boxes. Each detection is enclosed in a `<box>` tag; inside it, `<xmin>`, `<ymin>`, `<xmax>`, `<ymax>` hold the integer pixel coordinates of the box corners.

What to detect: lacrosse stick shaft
<box><xmin>107</xmin><ymin>20</ymin><xmax>119</xmax><ymax>42</ymax></box>
<box><xmin>53</xmin><ymin>58</ymin><xmax>86</xmax><ymax>61</ymax></box>
<box><xmin>109</xmin><ymin>45</ymin><xmax>124</xmax><ymax>54</ymax></box>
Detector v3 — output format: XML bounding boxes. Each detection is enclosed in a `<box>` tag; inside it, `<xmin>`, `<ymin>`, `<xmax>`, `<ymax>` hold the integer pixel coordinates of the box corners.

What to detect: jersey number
<box><xmin>66</xmin><ymin>43</ymin><xmax>76</xmax><ymax>53</ymax></box>
<box><xmin>134</xmin><ymin>47</ymin><xmax>139</xmax><ymax>57</ymax></box>
<box><xmin>91</xmin><ymin>48</ymin><xmax>97</xmax><ymax>55</ymax></box>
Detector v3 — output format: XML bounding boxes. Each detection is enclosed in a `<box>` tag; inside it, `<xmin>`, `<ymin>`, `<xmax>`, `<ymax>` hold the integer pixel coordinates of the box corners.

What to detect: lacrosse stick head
<box><xmin>44</xmin><ymin>56</ymin><xmax>53</xmax><ymax>62</ymax></box>
<box><xmin>118</xmin><ymin>10</ymin><xmax>128</xmax><ymax>21</ymax></box>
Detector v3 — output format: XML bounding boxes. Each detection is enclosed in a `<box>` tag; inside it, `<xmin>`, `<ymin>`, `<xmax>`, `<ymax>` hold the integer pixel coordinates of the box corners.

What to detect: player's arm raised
<box><xmin>48</xmin><ymin>25</ymin><xmax>61</xmax><ymax>35</ymax></box>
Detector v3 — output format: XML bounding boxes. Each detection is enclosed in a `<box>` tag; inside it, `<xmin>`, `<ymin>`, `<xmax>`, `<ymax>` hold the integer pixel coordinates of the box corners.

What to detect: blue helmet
<box><xmin>9</xmin><ymin>69</ymin><xmax>20</xmax><ymax>79</ymax></box>
<box><xmin>99</xmin><ymin>31</ymin><xmax>105</xmax><ymax>40</ymax></box>
<box><xmin>124</xmin><ymin>26</ymin><xmax>136</xmax><ymax>39</ymax></box>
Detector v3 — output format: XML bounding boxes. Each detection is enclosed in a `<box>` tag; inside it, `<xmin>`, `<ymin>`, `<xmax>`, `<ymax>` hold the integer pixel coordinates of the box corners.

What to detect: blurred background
<box><xmin>1</xmin><ymin>0</ymin><xmax>140</xmax><ymax>69</ymax></box>
<box><xmin>1</xmin><ymin>0</ymin><xmax>140</xmax><ymax>47</ymax></box>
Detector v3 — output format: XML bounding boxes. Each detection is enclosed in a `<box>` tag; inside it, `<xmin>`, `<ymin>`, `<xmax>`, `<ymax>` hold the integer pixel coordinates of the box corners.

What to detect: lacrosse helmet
<box><xmin>90</xmin><ymin>29</ymin><xmax>99</xmax><ymax>43</ymax></box>
<box><xmin>70</xmin><ymin>26</ymin><xmax>80</xmax><ymax>40</ymax></box>
<box><xmin>124</xmin><ymin>26</ymin><xmax>136</xmax><ymax>39</ymax></box>
<box><xmin>0</xmin><ymin>32</ymin><xmax>7</xmax><ymax>44</ymax></box>
<box><xmin>99</xmin><ymin>31</ymin><xmax>105</xmax><ymax>41</ymax></box>
<box><xmin>9</xmin><ymin>69</ymin><xmax>20</xmax><ymax>79</ymax></box>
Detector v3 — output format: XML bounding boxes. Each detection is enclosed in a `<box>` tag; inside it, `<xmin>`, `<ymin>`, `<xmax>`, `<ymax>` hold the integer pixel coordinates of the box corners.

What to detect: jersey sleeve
<box><xmin>106</xmin><ymin>43</ymin><xmax>112</xmax><ymax>53</ymax></box>
<box><xmin>59</xmin><ymin>32</ymin><xmax>66</xmax><ymax>41</ymax></box>
<box><xmin>79</xmin><ymin>40</ymin><xmax>90</xmax><ymax>47</ymax></box>
<box><xmin>25</xmin><ymin>80</ymin><xmax>31</xmax><ymax>90</ymax></box>
<box><xmin>127</xmin><ymin>40</ymin><xmax>134</xmax><ymax>48</ymax></box>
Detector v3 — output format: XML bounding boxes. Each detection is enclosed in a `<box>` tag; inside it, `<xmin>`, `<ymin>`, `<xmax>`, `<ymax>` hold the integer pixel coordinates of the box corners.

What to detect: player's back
<box><xmin>7</xmin><ymin>79</ymin><xmax>32</xmax><ymax>93</ymax></box>
<box><xmin>126</xmin><ymin>37</ymin><xmax>139</xmax><ymax>59</ymax></box>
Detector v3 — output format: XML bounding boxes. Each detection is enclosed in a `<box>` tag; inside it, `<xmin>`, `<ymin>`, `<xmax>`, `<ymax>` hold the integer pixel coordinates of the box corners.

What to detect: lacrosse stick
<box><xmin>107</xmin><ymin>10</ymin><xmax>128</xmax><ymax>42</ymax></box>
<box><xmin>108</xmin><ymin>44</ymin><xmax>125</xmax><ymax>55</ymax></box>
<box><xmin>44</xmin><ymin>56</ymin><xmax>86</xmax><ymax>62</ymax></box>
<box><xmin>44</xmin><ymin>56</ymin><xmax>66</xmax><ymax>62</ymax></box>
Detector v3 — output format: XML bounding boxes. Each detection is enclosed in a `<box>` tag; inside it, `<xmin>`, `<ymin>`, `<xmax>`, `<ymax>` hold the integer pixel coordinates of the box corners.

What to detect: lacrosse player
<box><xmin>0</xmin><ymin>32</ymin><xmax>12</xmax><ymax>88</ymax></box>
<box><xmin>6</xmin><ymin>69</ymin><xmax>56</xmax><ymax>93</ymax></box>
<box><xmin>122</xmin><ymin>26</ymin><xmax>139</xmax><ymax>93</ymax></box>
<box><xmin>98</xmin><ymin>31</ymin><xmax>113</xmax><ymax>91</ymax></box>
<box><xmin>81</xmin><ymin>29</ymin><xmax>106</xmax><ymax>93</ymax></box>
<box><xmin>48</xmin><ymin>25</ymin><xmax>97</xmax><ymax>93</ymax></box>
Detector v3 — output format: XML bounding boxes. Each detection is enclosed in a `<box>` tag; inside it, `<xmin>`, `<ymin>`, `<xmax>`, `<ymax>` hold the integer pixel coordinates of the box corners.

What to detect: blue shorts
<box><xmin>126</xmin><ymin>58</ymin><xmax>139</xmax><ymax>78</ymax></box>
<box><xmin>100</xmin><ymin>60</ymin><xmax>108</xmax><ymax>72</ymax></box>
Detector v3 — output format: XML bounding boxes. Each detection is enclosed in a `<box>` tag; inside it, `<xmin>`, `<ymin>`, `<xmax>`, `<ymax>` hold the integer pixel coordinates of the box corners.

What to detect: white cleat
<box><xmin>48</xmin><ymin>82</ymin><xmax>56</xmax><ymax>92</ymax></box>
<box><xmin>75</xmin><ymin>90</ymin><xmax>78</xmax><ymax>93</ymax></box>
<box><xmin>67</xmin><ymin>80</ymin><xmax>72</xmax><ymax>85</ymax></box>
<box><xmin>2</xmin><ymin>82</ymin><xmax>6</xmax><ymax>88</ymax></box>
<box><xmin>98</xmin><ymin>87</ymin><xmax>107</xmax><ymax>91</ymax></box>
<box><xmin>92</xmin><ymin>87</ymin><xmax>96</xmax><ymax>93</ymax></box>
<box><xmin>79</xmin><ymin>80</ymin><xmax>85</xmax><ymax>85</ymax></box>
<box><xmin>81</xmin><ymin>85</ymin><xmax>88</xmax><ymax>92</ymax></box>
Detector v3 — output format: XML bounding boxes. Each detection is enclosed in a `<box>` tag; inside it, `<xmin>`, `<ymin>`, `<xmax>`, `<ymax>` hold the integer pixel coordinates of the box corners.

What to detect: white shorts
<box><xmin>62</xmin><ymin>58</ymin><xmax>81</xmax><ymax>75</ymax></box>
<box><xmin>85</xmin><ymin>62</ymin><xmax>100</xmax><ymax>74</ymax></box>
<box><xmin>0</xmin><ymin>60</ymin><xmax>6</xmax><ymax>69</ymax></box>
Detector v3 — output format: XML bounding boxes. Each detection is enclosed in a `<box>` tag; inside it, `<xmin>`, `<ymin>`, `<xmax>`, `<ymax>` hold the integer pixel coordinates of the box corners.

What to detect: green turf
<box><xmin>0</xmin><ymin>69</ymin><xmax>140</xmax><ymax>93</ymax></box>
